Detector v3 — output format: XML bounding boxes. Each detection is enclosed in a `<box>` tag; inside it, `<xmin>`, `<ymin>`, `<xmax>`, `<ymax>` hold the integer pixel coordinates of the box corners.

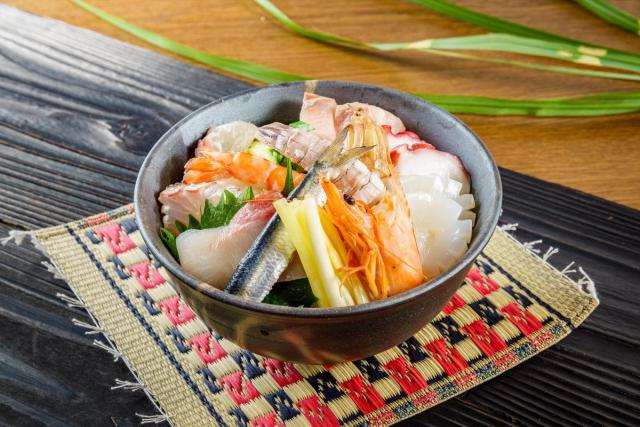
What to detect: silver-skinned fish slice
<box><xmin>257</xmin><ymin>122</ymin><xmax>385</xmax><ymax>205</ymax></box>
<box><xmin>225</xmin><ymin>128</ymin><xmax>373</xmax><ymax>302</ymax></box>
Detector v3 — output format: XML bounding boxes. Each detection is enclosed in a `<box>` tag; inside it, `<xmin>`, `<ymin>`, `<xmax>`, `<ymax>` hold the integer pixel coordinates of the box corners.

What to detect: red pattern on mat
<box><xmin>81</xmin><ymin>216</ymin><xmax>575</xmax><ymax>427</ymax></box>
<box><xmin>500</xmin><ymin>303</ymin><xmax>542</xmax><ymax>336</ymax></box>
<box><xmin>462</xmin><ymin>320</ymin><xmax>508</xmax><ymax>357</ymax></box>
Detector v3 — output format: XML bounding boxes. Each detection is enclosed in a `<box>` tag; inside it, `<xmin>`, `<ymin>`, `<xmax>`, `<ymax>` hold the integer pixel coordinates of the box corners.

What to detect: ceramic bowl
<box><xmin>135</xmin><ymin>80</ymin><xmax>502</xmax><ymax>363</ymax></box>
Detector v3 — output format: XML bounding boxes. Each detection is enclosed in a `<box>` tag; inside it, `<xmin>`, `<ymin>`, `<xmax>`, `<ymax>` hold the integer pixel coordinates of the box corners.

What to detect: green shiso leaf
<box><xmin>263</xmin><ymin>278</ymin><xmax>318</xmax><ymax>307</ymax></box>
<box><xmin>176</xmin><ymin>187</ymin><xmax>255</xmax><ymax>236</ymax></box>
<box><xmin>159</xmin><ymin>228</ymin><xmax>180</xmax><ymax>262</ymax></box>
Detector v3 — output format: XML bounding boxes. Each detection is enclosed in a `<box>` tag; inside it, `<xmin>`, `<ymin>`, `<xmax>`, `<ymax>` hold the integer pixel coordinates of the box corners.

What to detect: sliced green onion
<box><xmin>575</xmin><ymin>0</ymin><xmax>640</xmax><ymax>36</ymax></box>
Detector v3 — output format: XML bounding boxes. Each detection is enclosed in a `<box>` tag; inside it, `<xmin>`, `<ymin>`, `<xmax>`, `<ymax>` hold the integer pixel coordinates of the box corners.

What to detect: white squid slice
<box><xmin>393</xmin><ymin>145</ymin><xmax>470</xmax><ymax>194</ymax></box>
<box><xmin>406</xmin><ymin>194</ymin><xmax>473</xmax><ymax>278</ymax></box>
<box><xmin>454</xmin><ymin>193</ymin><xmax>476</xmax><ymax>211</ymax></box>
<box><xmin>400</xmin><ymin>175</ymin><xmax>463</xmax><ymax>198</ymax></box>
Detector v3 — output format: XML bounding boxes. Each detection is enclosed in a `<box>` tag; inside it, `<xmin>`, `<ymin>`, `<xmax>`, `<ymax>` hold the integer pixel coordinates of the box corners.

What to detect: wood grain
<box><xmin>0</xmin><ymin>6</ymin><xmax>639</xmax><ymax>427</ymax></box>
<box><xmin>4</xmin><ymin>0</ymin><xmax>640</xmax><ymax>209</ymax></box>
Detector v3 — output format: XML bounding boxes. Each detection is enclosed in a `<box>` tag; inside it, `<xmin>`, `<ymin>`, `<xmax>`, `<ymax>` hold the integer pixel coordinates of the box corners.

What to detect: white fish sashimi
<box><xmin>176</xmin><ymin>191</ymin><xmax>280</xmax><ymax>289</ymax></box>
<box><xmin>177</xmin><ymin>221</ymin><xmax>267</xmax><ymax>289</ymax></box>
<box><xmin>299</xmin><ymin>93</ymin><xmax>338</xmax><ymax>141</ymax></box>
<box><xmin>195</xmin><ymin>121</ymin><xmax>257</xmax><ymax>155</ymax></box>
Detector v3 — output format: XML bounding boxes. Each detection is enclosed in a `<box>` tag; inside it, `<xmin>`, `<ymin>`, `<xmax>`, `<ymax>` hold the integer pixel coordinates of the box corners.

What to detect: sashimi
<box><xmin>176</xmin><ymin>191</ymin><xmax>280</xmax><ymax>289</ymax></box>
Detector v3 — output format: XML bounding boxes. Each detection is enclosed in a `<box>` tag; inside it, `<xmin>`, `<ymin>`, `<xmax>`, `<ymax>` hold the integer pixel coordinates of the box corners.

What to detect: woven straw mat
<box><xmin>33</xmin><ymin>205</ymin><xmax>598</xmax><ymax>427</ymax></box>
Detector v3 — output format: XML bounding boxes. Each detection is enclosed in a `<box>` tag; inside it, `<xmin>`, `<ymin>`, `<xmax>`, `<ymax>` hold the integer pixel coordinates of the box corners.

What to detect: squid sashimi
<box><xmin>177</xmin><ymin>191</ymin><xmax>281</xmax><ymax>289</ymax></box>
<box><xmin>390</xmin><ymin>130</ymin><xmax>475</xmax><ymax>277</ymax></box>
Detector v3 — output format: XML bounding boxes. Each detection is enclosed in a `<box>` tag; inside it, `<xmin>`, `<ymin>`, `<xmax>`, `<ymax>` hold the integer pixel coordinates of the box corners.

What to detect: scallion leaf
<box><xmin>414</xmin><ymin>92</ymin><xmax>640</xmax><ymax>116</ymax></box>
<box><xmin>70</xmin><ymin>0</ymin><xmax>640</xmax><ymax>117</ymax></box>
<box><xmin>409</xmin><ymin>0</ymin><xmax>640</xmax><ymax>66</ymax></box>
<box><xmin>255</xmin><ymin>0</ymin><xmax>640</xmax><ymax>80</ymax></box>
<box><xmin>70</xmin><ymin>0</ymin><xmax>308</xmax><ymax>84</ymax></box>
<box><xmin>575</xmin><ymin>0</ymin><xmax>640</xmax><ymax>36</ymax></box>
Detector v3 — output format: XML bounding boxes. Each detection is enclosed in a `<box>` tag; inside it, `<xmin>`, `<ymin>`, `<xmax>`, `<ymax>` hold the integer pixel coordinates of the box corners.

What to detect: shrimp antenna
<box><xmin>333</xmin><ymin>145</ymin><xmax>375</xmax><ymax>168</ymax></box>
<box><xmin>318</xmin><ymin>126</ymin><xmax>350</xmax><ymax>166</ymax></box>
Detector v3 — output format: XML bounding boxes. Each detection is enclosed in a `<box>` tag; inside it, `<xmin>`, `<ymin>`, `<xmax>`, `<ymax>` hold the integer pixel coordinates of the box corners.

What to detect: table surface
<box><xmin>5</xmin><ymin>0</ymin><xmax>640</xmax><ymax>210</ymax></box>
<box><xmin>0</xmin><ymin>3</ymin><xmax>639</xmax><ymax>427</ymax></box>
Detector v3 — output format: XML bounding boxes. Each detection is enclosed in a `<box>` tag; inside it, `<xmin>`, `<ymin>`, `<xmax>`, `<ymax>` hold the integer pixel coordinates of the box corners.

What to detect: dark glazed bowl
<box><xmin>135</xmin><ymin>80</ymin><xmax>502</xmax><ymax>363</ymax></box>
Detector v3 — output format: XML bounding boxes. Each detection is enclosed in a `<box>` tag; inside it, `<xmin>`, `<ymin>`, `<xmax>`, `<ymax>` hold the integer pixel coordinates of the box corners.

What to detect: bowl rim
<box><xmin>134</xmin><ymin>80</ymin><xmax>502</xmax><ymax>318</ymax></box>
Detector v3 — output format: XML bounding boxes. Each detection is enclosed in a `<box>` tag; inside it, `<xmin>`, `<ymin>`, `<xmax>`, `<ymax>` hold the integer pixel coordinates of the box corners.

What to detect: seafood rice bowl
<box><xmin>135</xmin><ymin>81</ymin><xmax>501</xmax><ymax>362</ymax></box>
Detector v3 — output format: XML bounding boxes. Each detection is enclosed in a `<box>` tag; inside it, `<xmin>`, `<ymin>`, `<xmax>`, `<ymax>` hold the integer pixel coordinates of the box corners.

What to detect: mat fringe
<box><xmin>3</xmin><ymin>220</ymin><xmax>597</xmax><ymax>426</ymax></box>
<box><xmin>112</xmin><ymin>378</ymin><xmax>148</xmax><ymax>392</ymax></box>
<box><xmin>21</xmin><ymin>233</ymin><xmax>174</xmax><ymax>426</ymax></box>
<box><xmin>497</xmin><ymin>223</ymin><xmax>598</xmax><ymax>301</ymax></box>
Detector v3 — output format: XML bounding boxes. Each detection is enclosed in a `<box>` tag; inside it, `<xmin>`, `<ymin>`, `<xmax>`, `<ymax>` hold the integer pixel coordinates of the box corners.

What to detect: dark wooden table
<box><xmin>6</xmin><ymin>0</ymin><xmax>640</xmax><ymax>210</ymax></box>
<box><xmin>0</xmin><ymin>6</ymin><xmax>639</xmax><ymax>427</ymax></box>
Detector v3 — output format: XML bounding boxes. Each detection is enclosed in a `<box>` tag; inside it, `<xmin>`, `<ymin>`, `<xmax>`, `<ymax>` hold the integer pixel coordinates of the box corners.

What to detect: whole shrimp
<box><xmin>346</xmin><ymin>111</ymin><xmax>426</xmax><ymax>295</ymax></box>
<box><xmin>183</xmin><ymin>150</ymin><xmax>304</xmax><ymax>191</ymax></box>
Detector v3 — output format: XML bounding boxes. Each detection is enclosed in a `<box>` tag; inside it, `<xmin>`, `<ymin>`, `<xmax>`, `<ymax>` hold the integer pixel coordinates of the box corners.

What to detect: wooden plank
<box><xmin>0</xmin><ymin>6</ymin><xmax>638</xmax><ymax>427</ymax></box>
<box><xmin>5</xmin><ymin>0</ymin><xmax>640</xmax><ymax>210</ymax></box>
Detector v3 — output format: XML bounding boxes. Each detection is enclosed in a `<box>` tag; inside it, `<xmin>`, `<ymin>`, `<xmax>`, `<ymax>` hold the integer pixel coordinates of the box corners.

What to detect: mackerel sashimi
<box><xmin>157</xmin><ymin>92</ymin><xmax>475</xmax><ymax>308</ymax></box>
